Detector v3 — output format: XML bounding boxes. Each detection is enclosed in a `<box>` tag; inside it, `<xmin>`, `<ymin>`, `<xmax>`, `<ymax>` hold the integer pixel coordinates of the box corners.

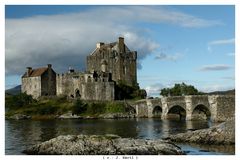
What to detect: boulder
<box><xmin>58</xmin><ymin>112</ymin><xmax>81</xmax><ymax>119</ymax></box>
<box><xmin>23</xmin><ymin>134</ymin><xmax>184</xmax><ymax>155</ymax></box>
<box><xmin>166</xmin><ymin>118</ymin><xmax>235</xmax><ymax>145</ymax></box>
<box><xmin>8</xmin><ymin>114</ymin><xmax>31</xmax><ymax>120</ymax></box>
<box><xmin>98</xmin><ymin>113</ymin><xmax>135</xmax><ymax>119</ymax></box>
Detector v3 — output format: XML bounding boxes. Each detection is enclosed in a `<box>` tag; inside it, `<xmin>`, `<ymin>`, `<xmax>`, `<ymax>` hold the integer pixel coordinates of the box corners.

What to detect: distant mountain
<box><xmin>206</xmin><ymin>89</ymin><xmax>235</xmax><ymax>95</ymax></box>
<box><xmin>5</xmin><ymin>85</ymin><xmax>21</xmax><ymax>95</ymax></box>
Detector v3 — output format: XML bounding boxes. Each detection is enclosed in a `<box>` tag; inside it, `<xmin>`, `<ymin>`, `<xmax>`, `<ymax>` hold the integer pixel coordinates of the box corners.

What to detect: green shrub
<box><xmin>85</xmin><ymin>102</ymin><xmax>106</xmax><ymax>115</ymax></box>
<box><xmin>105</xmin><ymin>102</ymin><xmax>125</xmax><ymax>113</ymax></box>
<box><xmin>72</xmin><ymin>99</ymin><xmax>87</xmax><ymax>115</ymax></box>
<box><xmin>5</xmin><ymin>93</ymin><xmax>35</xmax><ymax>110</ymax></box>
<box><xmin>37</xmin><ymin>104</ymin><xmax>58</xmax><ymax>115</ymax></box>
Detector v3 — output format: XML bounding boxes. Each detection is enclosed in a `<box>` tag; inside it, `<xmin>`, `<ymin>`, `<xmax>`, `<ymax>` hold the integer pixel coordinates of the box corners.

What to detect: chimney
<box><xmin>96</xmin><ymin>42</ymin><xmax>104</xmax><ymax>49</ymax></box>
<box><xmin>118</xmin><ymin>37</ymin><xmax>125</xmax><ymax>53</ymax></box>
<box><xmin>68</xmin><ymin>66</ymin><xmax>75</xmax><ymax>73</ymax></box>
<box><xmin>26</xmin><ymin>67</ymin><xmax>32</xmax><ymax>77</ymax></box>
<box><xmin>47</xmin><ymin>64</ymin><xmax>52</xmax><ymax>69</ymax></box>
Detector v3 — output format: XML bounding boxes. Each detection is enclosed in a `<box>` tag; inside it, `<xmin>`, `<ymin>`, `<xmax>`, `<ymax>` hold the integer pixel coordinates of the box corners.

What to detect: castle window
<box><xmin>87</xmin><ymin>76</ymin><xmax>91</xmax><ymax>82</ymax></box>
<box><xmin>123</xmin><ymin>66</ymin><xmax>127</xmax><ymax>75</ymax></box>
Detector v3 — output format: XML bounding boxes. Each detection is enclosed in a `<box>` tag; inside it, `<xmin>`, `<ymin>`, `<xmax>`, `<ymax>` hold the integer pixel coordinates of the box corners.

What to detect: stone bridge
<box><xmin>129</xmin><ymin>95</ymin><xmax>235</xmax><ymax>122</ymax></box>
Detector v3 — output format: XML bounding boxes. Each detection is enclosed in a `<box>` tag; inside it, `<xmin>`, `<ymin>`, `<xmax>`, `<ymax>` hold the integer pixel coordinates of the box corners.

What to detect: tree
<box><xmin>115</xmin><ymin>80</ymin><xmax>146</xmax><ymax>100</ymax></box>
<box><xmin>160</xmin><ymin>83</ymin><xmax>203</xmax><ymax>97</ymax></box>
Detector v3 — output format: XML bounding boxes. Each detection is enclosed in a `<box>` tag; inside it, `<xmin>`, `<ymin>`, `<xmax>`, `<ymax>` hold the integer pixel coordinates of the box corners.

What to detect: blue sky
<box><xmin>5</xmin><ymin>5</ymin><xmax>235</xmax><ymax>96</ymax></box>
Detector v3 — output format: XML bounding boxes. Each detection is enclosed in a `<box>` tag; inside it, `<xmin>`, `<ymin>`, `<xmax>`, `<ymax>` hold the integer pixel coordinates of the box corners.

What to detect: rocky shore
<box><xmin>7</xmin><ymin>114</ymin><xmax>32</xmax><ymax>120</ymax></box>
<box><xmin>166</xmin><ymin>118</ymin><xmax>235</xmax><ymax>145</ymax></box>
<box><xmin>7</xmin><ymin>112</ymin><xmax>135</xmax><ymax>120</ymax></box>
<box><xmin>23</xmin><ymin>134</ymin><xmax>184</xmax><ymax>155</ymax></box>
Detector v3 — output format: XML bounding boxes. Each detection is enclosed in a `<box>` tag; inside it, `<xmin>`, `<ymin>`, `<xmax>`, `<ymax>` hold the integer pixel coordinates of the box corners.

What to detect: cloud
<box><xmin>155</xmin><ymin>52</ymin><xmax>183</xmax><ymax>62</ymax></box>
<box><xmin>6</xmin><ymin>6</ymin><xmax>221</xmax><ymax>76</ymax></box>
<box><xmin>207</xmin><ymin>38</ymin><xmax>235</xmax><ymax>52</ymax></box>
<box><xmin>226</xmin><ymin>52</ymin><xmax>235</xmax><ymax>56</ymax></box>
<box><xmin>208</xmin><ymin>38</ymin><xmax>235</xmax><ymax>45</ymax></box>
<box><xmin>199</xmin><ymin>85</ymin><xmax>234</xmax><ymax>93</ymax></box>
<box><xmin>145</xmin><ymin>83</ymin><xmax>165</xmax><ymax>97</ymax></box>
<box><xmin>221</xmin><ymin>76</ymin><xmax>235</xmax><ymax>80</ymax></box>
<box><xmin>198</xmin><ymin>64</ymin><xmax>231</xmax><ymax>71</ymax></box>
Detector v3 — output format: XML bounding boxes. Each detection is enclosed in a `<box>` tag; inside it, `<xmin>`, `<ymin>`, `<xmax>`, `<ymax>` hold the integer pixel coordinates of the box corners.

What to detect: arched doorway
<box><xmin>152</xmin><ymin>106</ymin><xmax>162</xmax><ymax>118</ymax></box>
<box><xmin>192</xmin><ymin>104</ymin><xmax>211</xmax><ymax>121</ymax></box>
<box><xmin>75</xmin><ymin>89</ymin><xmax>81</xmax><ymax>98</ymax></box>
<box><xmin>167</xmin><ymin>105</ymin><xmax>186</xmax><ymax>120</ymax></box>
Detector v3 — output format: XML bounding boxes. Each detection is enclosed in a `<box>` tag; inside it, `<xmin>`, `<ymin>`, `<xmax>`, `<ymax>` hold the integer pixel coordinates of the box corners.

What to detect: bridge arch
<box><xmin>192</xmin><ymin>104</ymin><xmax>211</xmax><ymax>120</ymax></box>
<box><xmin>167</xmin><ymin>105</ymin><xmax>186</xmax><ymax>120</ymax></box>
<box><xmin>152</xmin><ymin>106</ymin><xmax>162</xmax><ymax>118</ymax></box>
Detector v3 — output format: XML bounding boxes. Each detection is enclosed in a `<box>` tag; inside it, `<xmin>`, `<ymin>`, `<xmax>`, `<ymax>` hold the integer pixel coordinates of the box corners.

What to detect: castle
<box><xmin>21</xmin><ymin>37</ymin><xmax>138</xmax><ymax>100</ymax></box>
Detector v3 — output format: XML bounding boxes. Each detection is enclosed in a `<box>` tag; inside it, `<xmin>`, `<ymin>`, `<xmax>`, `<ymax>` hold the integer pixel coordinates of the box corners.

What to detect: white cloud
<box><xmin>226</xmin><ymin>52</ymin><xmax>235</xmax><ymax>56</ymax></box>
<box><xmin>6</xmin><ymin>6</ymin><xmax>221</xmax><ymax>76</ymax></box>
<box><xmin>155</xmin><ymin>52</ymin><xmax>184</xmax><ymax>62</ymax></box>
<box><xmin>207</xmin><ymin>38</ymin><xmax>235</xmax><ymax>52</ymax></box>
<box><xmin>208</xmin><ymin>38</ymin><xmax>235</xmax><ymax>45</ymax></box>
<box><xmin>199</xmin><ymin>64</ymin><xmax>231</xmax><ymax>71</ymax></box>
<box><xmin>145</xmin><ymin>83</ymin><xmax>165</xmax><ymax>97</ymax></box>
<box><xmin>199</xmin><ymin>85</ymin><xmax>234</xmax><ymax>93</ymax></box>
<box><xmin>222</xmin><ymin>76</ymin><xmax>235</xmax><ymax>80</ymax></box>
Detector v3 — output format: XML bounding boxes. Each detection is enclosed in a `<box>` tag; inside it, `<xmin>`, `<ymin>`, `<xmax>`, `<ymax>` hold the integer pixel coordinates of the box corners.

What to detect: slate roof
<box><xmin>22</xmin><ymin>67</ymin><xmax>48</xmax><ymax>78</ymax></box>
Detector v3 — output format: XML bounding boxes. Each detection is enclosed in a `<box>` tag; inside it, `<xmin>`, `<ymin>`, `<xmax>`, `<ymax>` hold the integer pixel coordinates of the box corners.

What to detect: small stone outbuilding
<box><xmin>21</xmin><ymin>64</ymin><xmax>56</xmax><ymax>99</ymax></box>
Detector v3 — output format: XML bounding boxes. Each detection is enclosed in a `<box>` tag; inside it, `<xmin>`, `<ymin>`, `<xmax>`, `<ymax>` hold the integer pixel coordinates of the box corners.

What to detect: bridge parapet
<box><xmin>130</xmin><ymin>95</ymin><xmax>234</xmax><ymax>122</ymax></box>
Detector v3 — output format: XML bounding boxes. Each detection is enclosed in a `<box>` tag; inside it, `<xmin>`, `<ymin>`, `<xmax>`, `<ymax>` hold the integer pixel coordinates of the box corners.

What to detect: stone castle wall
<box><xmin>56</xmin><ymin>72</ymin><xmax>115</xmax><ymax>101</ymax></box>
<box><xmin>22</xmin><ymin>77</ymin><xmax>41</xmax><ymax>99</ymax></box>
<box><xmin>215</xmin><ymin>95</ymin><xmax>235</xmax><ymax>121</ymax></box>
<box><xmin>80</xmin><ymin>82</ymin><xmax>115</xmax><ymax>101</ymax></box>
<box><xmin>41</xmin><ymin>69</ymin><xmax>56</xmax><ymax>96</ymax></box>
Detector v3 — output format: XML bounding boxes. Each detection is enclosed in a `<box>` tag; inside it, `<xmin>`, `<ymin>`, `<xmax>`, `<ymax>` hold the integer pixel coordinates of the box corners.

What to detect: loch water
<box><xmin>5</xmin><ymin>118</ymin><xmax>234</xmax><ymax>155</ymax></box>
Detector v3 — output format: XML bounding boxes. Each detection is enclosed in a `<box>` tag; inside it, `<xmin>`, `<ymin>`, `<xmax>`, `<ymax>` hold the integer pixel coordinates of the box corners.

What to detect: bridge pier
<box><xmin>208</xmin><ymin>95</ymin><xmax>217</xmax><ymax>122</ymax></box>
<box><xmin>161</xmin><ymin>97</ymin><xmax>168</xmax><ymax>120</ymax></box>
<box><xmin>146</xmin><ymin>100</ymin><xmax>154</xmax><ymax>118</ymax></box>
<box><xmin>185</xmin><ymin>96</ymin><xmax>193</xmax><ymax>121</ymax></box>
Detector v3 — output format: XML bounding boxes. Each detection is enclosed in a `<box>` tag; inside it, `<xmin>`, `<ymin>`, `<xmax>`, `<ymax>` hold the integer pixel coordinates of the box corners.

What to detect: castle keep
<box><xmin>21</xmin><ymin>37</ymin><xmax>137</xmax><ymax>100</ymax></box>
<box><xmin>87</xmin><ymin>37</ymin><xmax>137</xmax><ymax>86</ymax></box>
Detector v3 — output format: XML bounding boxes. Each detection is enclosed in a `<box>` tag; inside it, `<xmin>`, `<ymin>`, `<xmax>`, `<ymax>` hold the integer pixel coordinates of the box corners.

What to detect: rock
<box><xmin>23</xmin><ymin>134</ymin><xmax>184</xmax><ymax>155</ymax></box>
<box><xmin>166</xmin><ymin>118</ymin><xmax>235</xmax><ymax>145</ymax></box>
<box><xmin>98</xmin><ymin>113</ymin><xmax>135</xmax><ymax>119</ymax></box>
<box><xmin>8</xmin><ymin>114</ymin><xmax>31</xmax><ymax>120</ymax></box>
<box><xmin>58</xmin><ymin>112</ymin><xmax>82</xmax><ymax>119</ymax></box>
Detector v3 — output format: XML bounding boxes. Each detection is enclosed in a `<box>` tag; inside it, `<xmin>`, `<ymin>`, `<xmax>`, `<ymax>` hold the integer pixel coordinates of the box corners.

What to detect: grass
<box><xmin>5</xmin><ymin>94</ymin><xmax>128</xmax><ymax>119</ymax></box>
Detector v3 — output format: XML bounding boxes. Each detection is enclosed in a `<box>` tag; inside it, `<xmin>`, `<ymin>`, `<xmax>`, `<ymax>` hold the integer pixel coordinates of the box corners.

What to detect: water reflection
<box><xmin>178</xmin><ymin>143</ymin><xmax>235</xmax><ymax>155</ymax></box>
<box><xmin>5</xmin><ymin>118</ymin><xmax>224</xmax><ymax>155</ymax></box>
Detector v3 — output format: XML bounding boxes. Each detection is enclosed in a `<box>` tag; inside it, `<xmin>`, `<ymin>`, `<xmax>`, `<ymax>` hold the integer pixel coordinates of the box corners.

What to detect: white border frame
<box><xmin>1</xmin><ymin>1</ymin><xmax>239</xmax><ymax>160</ymax></box>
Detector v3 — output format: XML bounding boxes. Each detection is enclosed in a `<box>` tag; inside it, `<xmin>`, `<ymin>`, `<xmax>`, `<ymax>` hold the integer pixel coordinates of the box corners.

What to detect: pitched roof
<box><xmin>22</xmin><ymin>67</ymin><xmax>48</xmax><ymax>78</ymax></box>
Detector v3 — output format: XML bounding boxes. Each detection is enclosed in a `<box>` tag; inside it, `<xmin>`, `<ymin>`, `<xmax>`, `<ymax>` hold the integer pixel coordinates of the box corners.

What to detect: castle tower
<box><xmin>86</xmin><ymin>37</ymin><xmax>137</xmax><ymax>86</ymax></box>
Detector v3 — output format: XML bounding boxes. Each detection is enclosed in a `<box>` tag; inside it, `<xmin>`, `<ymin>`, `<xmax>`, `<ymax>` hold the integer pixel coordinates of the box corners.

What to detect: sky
<box><xmin>5</xmin><ymin>5</ymin><xmax>235</xmax><ymax>97</ymax></box>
